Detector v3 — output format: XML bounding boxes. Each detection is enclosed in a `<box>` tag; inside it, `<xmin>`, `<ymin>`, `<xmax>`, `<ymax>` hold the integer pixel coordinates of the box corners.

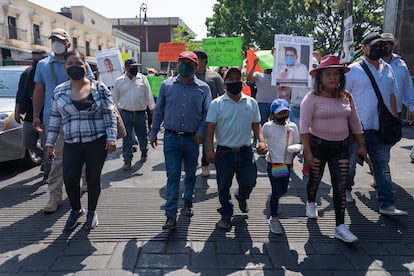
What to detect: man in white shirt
<box><xmin>113</xmin><ymin>58</ymin><xmax>155</xmax><ymax>170</ymax></box>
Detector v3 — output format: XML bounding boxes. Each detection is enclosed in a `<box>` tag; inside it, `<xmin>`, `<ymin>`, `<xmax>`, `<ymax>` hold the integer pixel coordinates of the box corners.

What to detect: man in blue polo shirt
<box><xmin>206</xmin><ymin>67</ymin><xmax>266</xmax><ymax>231</ymax></box>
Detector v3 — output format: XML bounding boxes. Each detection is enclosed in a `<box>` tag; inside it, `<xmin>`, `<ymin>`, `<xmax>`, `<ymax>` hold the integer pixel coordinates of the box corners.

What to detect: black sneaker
<box><xmin>234</xmin><ymin>194</ymin><xmax>249</xmax><ymax>213</ymax></box>
<box><xmin>64</xmin><ymin>208</ymin><xmax>85</xmax><ymax>231</ymax></box>
<box><xmin>141</xmin><ymin>152</ymin><xmax>148</xmax><ymax>162</ymax></box>
<box><xmin>183</xmin><ymin>201</ymin><xmax>194</xmax><ymax>217</ymax></box>
<box><xmin>217</xmin><ymin>218</ymin><xmax>232</xmax><ymax>231</ymax></box>
<box><xmin>162</xmin><ymin>217</ymin><xmax>176</xmax><ymax>230</ymax></box>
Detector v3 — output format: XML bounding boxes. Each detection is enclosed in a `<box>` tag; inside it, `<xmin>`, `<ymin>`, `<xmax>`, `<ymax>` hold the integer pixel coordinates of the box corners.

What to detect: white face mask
<box><xmin>51</xmin><ymin>41</ymin><xmax>67</xmax><ymax>55</ymax></box>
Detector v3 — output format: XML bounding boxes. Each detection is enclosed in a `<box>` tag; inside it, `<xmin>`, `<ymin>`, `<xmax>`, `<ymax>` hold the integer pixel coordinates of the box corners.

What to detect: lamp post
<box><xmin>139</xmin><ymin>3</ymin><xmax>147</xmax><ymax>64</ymax></box>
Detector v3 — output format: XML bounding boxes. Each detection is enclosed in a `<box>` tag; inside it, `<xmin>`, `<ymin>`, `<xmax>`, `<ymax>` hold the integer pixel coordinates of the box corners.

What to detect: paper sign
<box><xmin>246</xmin><ymin>50</ymin><xmax>261</xmax><ymax>73</ymax></box>
<box><xmin>146</xmin><ymin>75</ymin><xmax>164</xmax><ymax>97</ymax></box>
<box><xmin>254</xmin><ymin>50</ymin><xmax>273</xmax><ymax>70</ymax></box>
<box><xmin>201</xmin><ymin>37</ymin><xmax>243</xmax><ymax>66</ymax></box>
<box><xmin>272</xmin><ymin>34</ymin><xmax>313</xmax><ymax>87</ymax></box>
<box><xmin>157</xmin><ymin>42</ymin><xmax>186</xmax><ymax>62</ymax></box>
<box><xmin>94</xmin><ymin>48</ymin><xmax>124</xmax><ymax>90</ymax></box>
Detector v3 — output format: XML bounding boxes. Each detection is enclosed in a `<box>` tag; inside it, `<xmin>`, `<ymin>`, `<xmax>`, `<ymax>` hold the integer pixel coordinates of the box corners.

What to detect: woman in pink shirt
<box><xmin>300</xmin><ymin>55</ymin><xmax>367</xmax><ymax>243</ymax></box>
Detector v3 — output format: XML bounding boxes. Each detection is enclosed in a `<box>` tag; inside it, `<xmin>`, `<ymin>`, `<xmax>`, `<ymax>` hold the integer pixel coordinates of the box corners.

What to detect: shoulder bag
<box><xmin>360</xmin><ymin>61</ymin><xmax>401</xmax><ymax>145</ymax></box>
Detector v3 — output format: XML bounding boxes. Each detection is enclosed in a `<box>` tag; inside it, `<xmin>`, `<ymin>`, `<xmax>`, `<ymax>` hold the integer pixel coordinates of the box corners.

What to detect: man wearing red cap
<box><xmin>149</xmin><ymin>51</ymin><xmax>212</xmax><ymax>230</ymax></box>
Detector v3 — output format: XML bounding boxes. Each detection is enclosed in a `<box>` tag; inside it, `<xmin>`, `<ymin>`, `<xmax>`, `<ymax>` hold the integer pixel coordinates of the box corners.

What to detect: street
<box><xmin>0</xmin><ymin>126</ymin><xmax>413</xmax><ymax>275</ymax></box>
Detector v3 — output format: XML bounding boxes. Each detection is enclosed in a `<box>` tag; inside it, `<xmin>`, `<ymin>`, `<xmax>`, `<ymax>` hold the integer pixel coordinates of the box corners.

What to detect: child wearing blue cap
<box><xmin>261</xmin><ymin>98</ymin><xmax>301</xmax><ymax>234</ymax></box>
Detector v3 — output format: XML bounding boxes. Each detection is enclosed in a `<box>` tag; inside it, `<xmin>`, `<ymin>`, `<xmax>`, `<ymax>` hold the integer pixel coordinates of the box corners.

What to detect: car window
<box><xmin>0</xmin><ymin>70</ymin><xmax>24</xmax><ymax>98</ymax></box>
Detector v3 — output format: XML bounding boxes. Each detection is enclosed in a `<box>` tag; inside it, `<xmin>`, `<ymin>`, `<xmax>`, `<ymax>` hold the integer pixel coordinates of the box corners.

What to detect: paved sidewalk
<box><xmin>0</xmin><ymin>126</ymin><xmax>413</xmax><ymax>275</ymax></box>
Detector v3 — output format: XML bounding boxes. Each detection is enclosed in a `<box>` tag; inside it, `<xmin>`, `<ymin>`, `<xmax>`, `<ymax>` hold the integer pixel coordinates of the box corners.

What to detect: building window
<box><xmin>33</xmin><ymin>24</ymin><xmax>41</xmax><ymax>45</ymax></box>
<box><xmin>72</xmin><ymin>37</ymin><xmax>78</xmax><ymax>49</ymax></box>
<box><xmin>98</xmin><ymin>45</ymin><xmax>102</xmax><ymax>51</ymax></box>
<box><xmin>85</xmin><ymin>41</ymin><xmax>90</xmax><ymax>56</ymax></box>
<box><xmin>8</xmin><ymin>16</ymin><xmax>17</xmax><ymax>39</ymax></box>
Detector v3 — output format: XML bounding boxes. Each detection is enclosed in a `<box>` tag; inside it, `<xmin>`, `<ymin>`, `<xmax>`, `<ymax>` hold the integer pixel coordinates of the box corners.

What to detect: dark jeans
<box><xmin>267</xmin><ymin>162</ymin><xmax>290</xmax><ymax>217</ymax></box>
<box><xmin>63</xmin><ymin>136</ymin><xmax>107</xmax><ymax>212</ymax></box>
<box><xmin>307</xmin><ymin>135</ymin><xmax>348</xmax><ymax>226</ymax></box>
<box><xmin>120</xmin><ymin>109</ymin><xmax>148</xmax><ymax>162</ymax></box>
<box><xmin>215</xmin><ymin>146</ymin><xmax>257</xmax><ymax>219</ymax></box>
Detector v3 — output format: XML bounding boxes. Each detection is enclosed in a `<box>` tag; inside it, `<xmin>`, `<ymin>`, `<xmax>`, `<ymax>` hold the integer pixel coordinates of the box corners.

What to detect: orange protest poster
<box><xmin>157</xmin><ymin>42</ymin><xmax>186</xmax><ymax>62</ymax></box>
<box><xmin>242</xmin><ymin>85</ymin><xmax>251</xmax><ymax>96</ymax></box>
<box><xmin>246</xmin><ymin>50</ymin><xmax>262</xmax><ymax>73</ymax></box>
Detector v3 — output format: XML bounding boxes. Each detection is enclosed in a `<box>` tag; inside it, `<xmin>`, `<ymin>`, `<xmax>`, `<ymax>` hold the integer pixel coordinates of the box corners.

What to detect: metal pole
<box><xmin>139</xmin><ymin>3</ymin><xmax>147</xmax><ymax>64</ymax></box>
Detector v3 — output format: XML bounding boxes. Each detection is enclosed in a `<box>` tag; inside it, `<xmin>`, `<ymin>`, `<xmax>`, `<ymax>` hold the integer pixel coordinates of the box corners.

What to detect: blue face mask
<box><xmin>285</xmin><ymin>56</ymin><xmax>295</xmax><ymax>66</ymax></box>
<box><xmin>178</xmin><ymin>63</ymin><xmax>195</xmax><ymax>78</ymax></box>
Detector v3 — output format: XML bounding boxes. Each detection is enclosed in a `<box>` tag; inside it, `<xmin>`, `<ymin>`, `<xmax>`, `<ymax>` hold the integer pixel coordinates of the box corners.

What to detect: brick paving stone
<box><xmin>106</xmin><ymin>241</ymin><xmax>140</xmax><ymax>270</ymax></box>
<box><xmin>136</xmin><ymin>253</ymin><xmax>189</xmax><ymax>269</ymax></box>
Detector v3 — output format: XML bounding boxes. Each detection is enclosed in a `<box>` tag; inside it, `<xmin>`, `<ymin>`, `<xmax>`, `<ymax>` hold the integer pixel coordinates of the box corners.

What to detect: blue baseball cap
<box><xmin>270</xmin><ymin>99</ymin><xmax>290</xmax><ymax>114</ymax></box>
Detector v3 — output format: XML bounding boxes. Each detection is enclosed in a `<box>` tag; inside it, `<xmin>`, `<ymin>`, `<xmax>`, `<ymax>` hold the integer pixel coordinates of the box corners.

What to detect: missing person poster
<box><xmin>272</xmin><ymin>34</ymin><xmax>313</xmax><ymax>87</ymax></box>
<box><xmin>95</xmin><ymin>48</ymin><xmax>124</xmax><ymax>91</ymax></box>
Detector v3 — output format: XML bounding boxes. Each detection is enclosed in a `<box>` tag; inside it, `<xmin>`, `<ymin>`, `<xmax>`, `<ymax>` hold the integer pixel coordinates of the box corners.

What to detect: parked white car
<box><xmin>0</xmin><ymin>65</ymin><xmax>42</xmax><ymax>166</ymax></box>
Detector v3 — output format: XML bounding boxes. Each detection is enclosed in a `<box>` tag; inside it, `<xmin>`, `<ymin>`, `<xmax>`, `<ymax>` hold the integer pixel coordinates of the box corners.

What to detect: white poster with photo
<box><xmin>340</xmin><ymin>15</ymin><xmax>355</xmax><ymax>64</ymax></box>
<box><xmin>272</xmin><ymin>34</ymin><xmax>313</xmax><ymax>87</ymax></box>
<box><xmin>95</xmin><ymin>48</ymin><xmax>124</xmax><ymax>91</ymax></box>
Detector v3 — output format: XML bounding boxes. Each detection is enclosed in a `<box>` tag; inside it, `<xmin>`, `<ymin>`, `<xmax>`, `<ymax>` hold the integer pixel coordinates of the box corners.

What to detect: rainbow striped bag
<box><xmin>271</xmin><ymin>163</ymin><xmax>289</xmax><ymax>178</ymax></box>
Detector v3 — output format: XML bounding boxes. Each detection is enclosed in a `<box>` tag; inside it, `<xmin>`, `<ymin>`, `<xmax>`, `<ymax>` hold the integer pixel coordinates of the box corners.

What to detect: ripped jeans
<box><xmin>307</xmin><ymin>135</ymin><xmax>348</xmax><ymax>226</ymax></box>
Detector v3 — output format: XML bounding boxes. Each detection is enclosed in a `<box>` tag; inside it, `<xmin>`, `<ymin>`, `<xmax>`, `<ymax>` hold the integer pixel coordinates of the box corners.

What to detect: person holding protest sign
<box><xmin>247</xmin><ymin>56</ymin><xmax>278</xmax><ymax>127</ymax></box>
<box><xmin>149</xmin><ymin>51</ymin><xmax>211</xmax><ymax>231</ymax></box>
<box><xmin>194</xmin><ymin>50</ymin><xmax>225</xmax><ymax>177</ymax></box>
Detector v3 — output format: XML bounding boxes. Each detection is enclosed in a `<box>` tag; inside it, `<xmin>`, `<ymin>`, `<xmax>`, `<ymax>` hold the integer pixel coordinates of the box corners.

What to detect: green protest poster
<box><xmin>201</xmin><ymin>37</ymin><xmax>243</xmax><ymax>66</ymax></box>
<box><xmin>254</xmin><ymin>50</ymin><xmax>273</xmax><ymax>70</ymax></box>
<box><xmin>146</xmin><ymin>75</ymin><xmax>164</xmax><ymax>97</ymax></box>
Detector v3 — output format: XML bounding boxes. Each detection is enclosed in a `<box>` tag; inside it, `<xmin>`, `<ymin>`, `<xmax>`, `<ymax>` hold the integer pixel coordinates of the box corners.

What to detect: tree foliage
<box><xmin>205</xmin><ymin>0</ymin><xmax>385</xmax><ymax>56</ymax></box>
<box><xmin>171</xmin><ymin>25</ymin><xmax>202</xmax><ymax>51</ymax></box>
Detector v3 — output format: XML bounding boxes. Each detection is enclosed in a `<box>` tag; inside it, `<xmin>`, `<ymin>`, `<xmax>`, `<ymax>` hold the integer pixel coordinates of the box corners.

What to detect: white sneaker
<box><xmin>305</xmin><ymin>201</ymin><xmax>318</xmax><ymax>219</ymax></box>
<box><xmin>269</xmin><ymin>217</ymin><xmax>283</xmax><ymax>234</ymax></box>
<box><xmin>379</xmin><ymin>205</ymin><xmax>408</xmax><ymax>216</ymax></box>
<box><xmin>334</xmin><ymin>224</ymin><xmax>358</xmax><ymax>243</ymax></box>
<box><xmin>345</xmin><ymin>190</ymin><xmax>354</xmax><ymax>203</ymax></box>
<box><xmin>201</xmin><ymin>166</ymin><xmax>210</xmax><ymax>177</ymax></box>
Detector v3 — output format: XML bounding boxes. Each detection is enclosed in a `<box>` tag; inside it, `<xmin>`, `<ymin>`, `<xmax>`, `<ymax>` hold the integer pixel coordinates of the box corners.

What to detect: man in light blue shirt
<box><xmin>206</xmin><ymin>67</ymin><xmax>266</xmax><ymax>231</ymax></box>
<box><xmin>149</xmin><ymin>51</ymin><xmax>211</xmax><ymax>231</ymax></box>
<box><xmin>381</xmin><ymin>33</ymin><xmax>414</xmax><ymax>162</ymax></box>
<box><xmin>345</xmin><ymin>32</ymin><xmax>406</xmax><ymax>216</ymax></box>
<box><xmin>32</xmin><ymin>28</ymin><xmax>94</xmax><ymax>213</ymax></box>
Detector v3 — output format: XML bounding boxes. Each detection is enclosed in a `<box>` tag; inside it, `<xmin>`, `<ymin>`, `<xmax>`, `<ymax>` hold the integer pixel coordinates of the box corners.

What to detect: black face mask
<box><xmin>367</xmin><ymin>44</ymin><xmax>388</xmax><ymax>60</ymax></box>
<box><xmin>67</xmin><ymin>66</ymin><xmax>85</xmax><ymax>80</ymax></box>
<box><xmin>128</xmin><ymin>67</ymin><xmax>139</xmax><ymax>76</ymax></box>
<box><xmin>226</xmin><ymin>81</ymin><xmax>243</xmax><ymax>95</ymax></box>
<box><xmin>274</xmin><ymin>117</ymin><xmax>288</xmax><ymax>125</ymax></box>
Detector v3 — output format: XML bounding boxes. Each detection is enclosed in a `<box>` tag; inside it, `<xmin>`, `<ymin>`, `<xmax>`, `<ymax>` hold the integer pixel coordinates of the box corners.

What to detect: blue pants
<box><xmin>267</xmin><ymin>162</ymin><xmax>290</xmax><ymax>217</ymax></box>
<box><xmin>215</xmin><ymin>147</ymin><xmax>257</xmax><ymax>219</ymax></box>
<box><xmin>120</xmin><ymin>110</ymin><xmax>148</xmax><ymax>162</ymax></box>
<box><xmin>63</xmin><ymin>136</ymin><xmax>107</xmax><ymax>212</ymax></box>
<box><xmin>163</xmin><ymin>132</ymin><xmax>199</xmax><ymax>218</ymax></box>
<box><xmin>364</xmin><ymin>130</ymin><xmax>394</xmax><ymax>208</ymax></box>
<box><xmin>258</xmin><ymin>102</ymin><xmax>271</xmax><ymax>126</ymax></box>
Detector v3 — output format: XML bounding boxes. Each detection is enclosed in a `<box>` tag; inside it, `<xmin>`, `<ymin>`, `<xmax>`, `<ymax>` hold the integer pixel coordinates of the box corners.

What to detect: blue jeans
<box><xmin>163</xmin><ymin>132</ymin><xmax>199</xmax><ymax>218</ymax></box>
<box><xmin>258</xmin><ymin>102</ymin><xmax>271</xmax><ymax>126</ymax></box>
<box><xmin>267</xmin><ymin>162</ymin><xmax>290</xmax><ymax>217</ymax></box>
<box><xmin>120</xmin><ymin>110</ymin><xmax>148</xmax><ymax>162</ymax></box>
<box><xmin>346</xmin><ymin>142</ymin><xmax>359</xmax><ymax>191</ymax></box>
<box><xmin>215</xmin><ymin>147</ymin><xmax>257</xmax><ymax>219</ymax></box>
<box><xmin>364</xmin><ymin>130</ymin><xmax>394</xmax><ymax>208</ymax></box>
